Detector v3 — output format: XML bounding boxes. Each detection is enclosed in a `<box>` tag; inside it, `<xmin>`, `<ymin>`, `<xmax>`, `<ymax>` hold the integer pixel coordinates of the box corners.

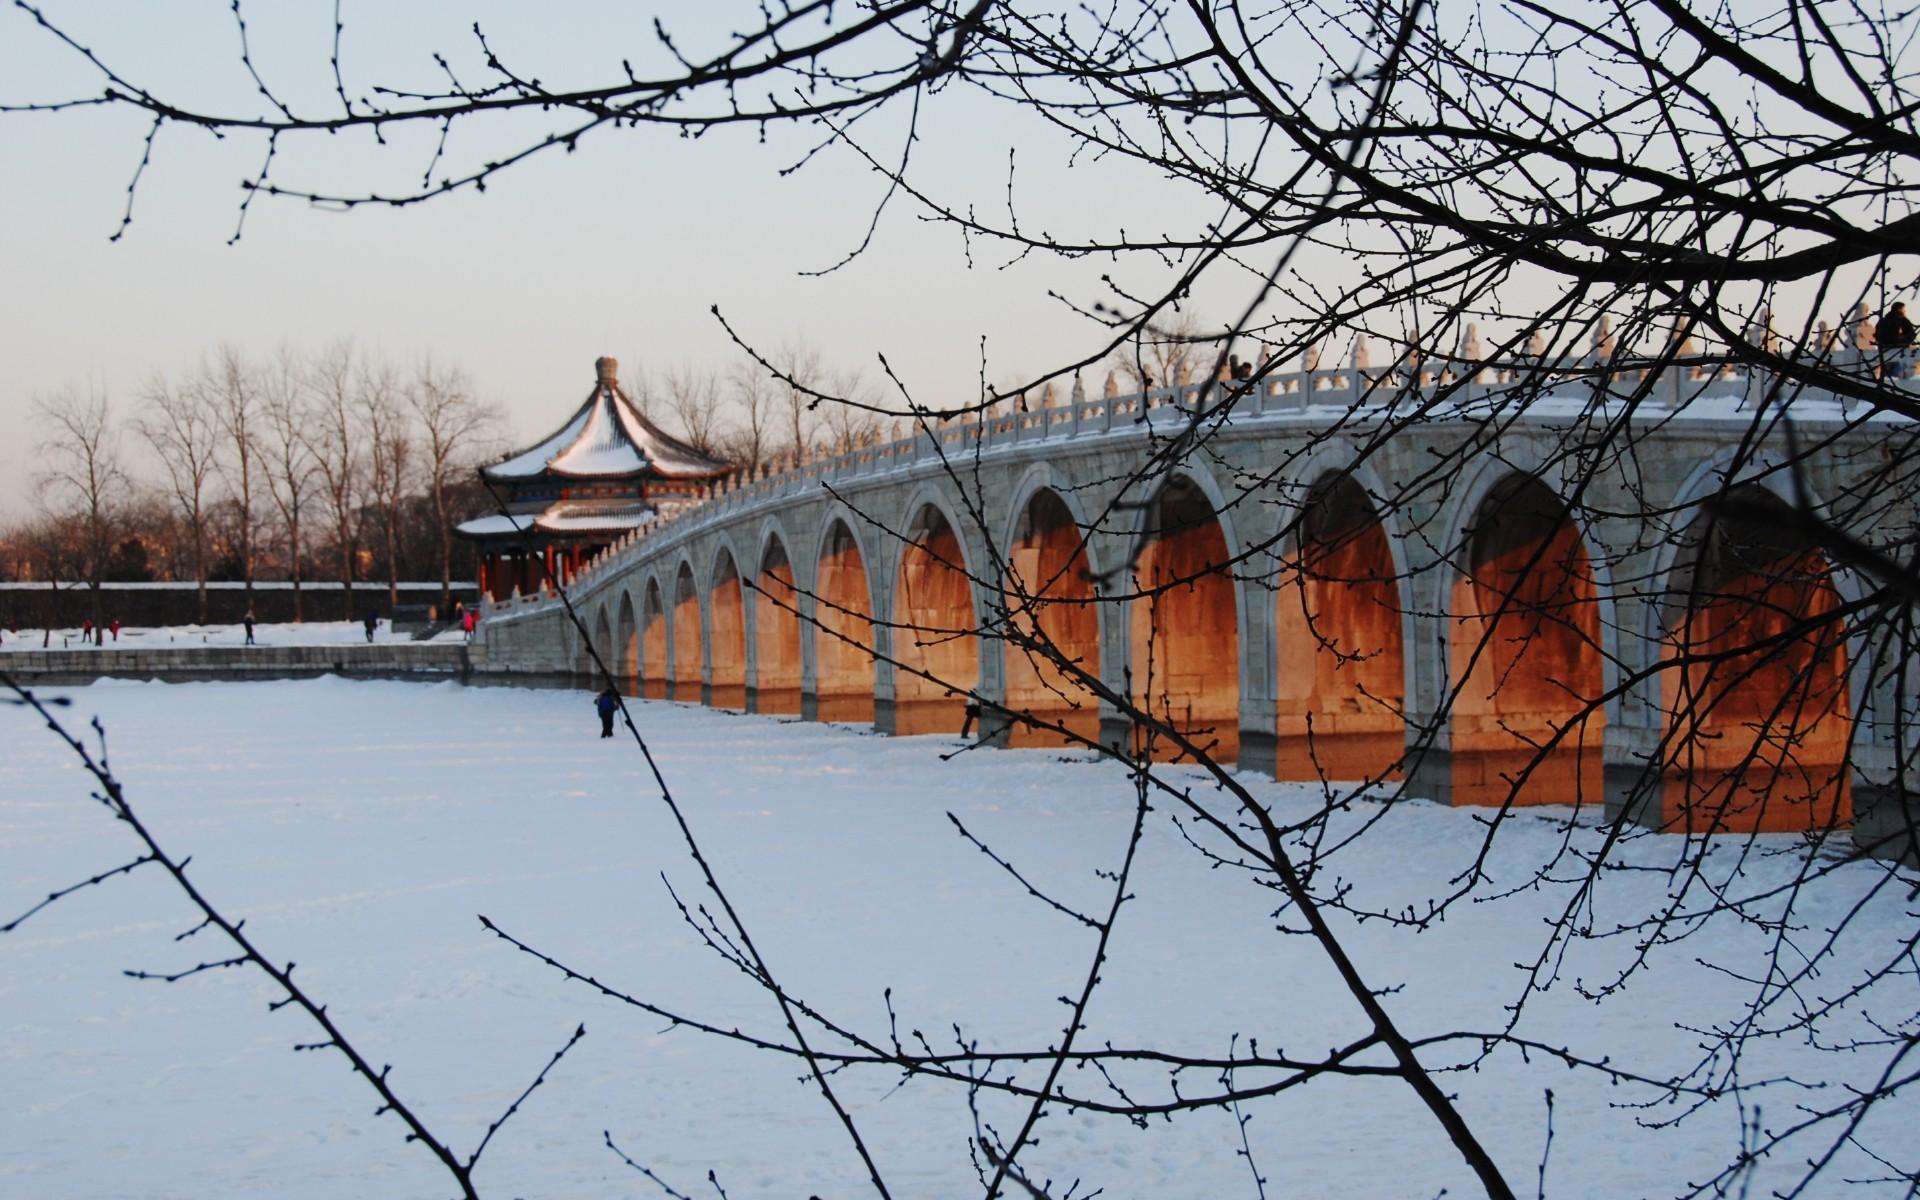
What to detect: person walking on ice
<box><xmin>363</xmin><ymin>610</ymin><xmax>379</xmax><ymax>642</ymax></box>
<box><xmin>595</xmin><ymin>686</ymin><xmax>619</xmax><ymax>739</ymax></box>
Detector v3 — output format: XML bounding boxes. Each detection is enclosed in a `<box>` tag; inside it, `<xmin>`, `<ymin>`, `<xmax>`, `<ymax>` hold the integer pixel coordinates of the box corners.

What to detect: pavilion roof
<box><xmin>455</xmin><ymin>498</ymin><xmax>658</xmax><ymax>541</ymax></box>
<box><xmin>482</xmin><ymin>358</ymin><xmax>730</xmax><ymax>483</ymax></box>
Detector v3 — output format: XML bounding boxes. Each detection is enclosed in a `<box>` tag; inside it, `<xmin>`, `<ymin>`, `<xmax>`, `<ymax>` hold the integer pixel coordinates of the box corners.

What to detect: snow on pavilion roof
<box><xmin>455</xmin><ymin>499</ymin><xmax>658</xmax><ymax>540</ymax></box>
<box><xmin>482</xmin><ymin>361</ymin><xmax>730</xmax><ymax>483</ymax></box>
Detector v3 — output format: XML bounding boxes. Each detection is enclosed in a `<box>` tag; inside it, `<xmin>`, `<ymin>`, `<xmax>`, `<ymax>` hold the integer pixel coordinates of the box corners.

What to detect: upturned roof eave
<box><xmin>478</xmin><ymin>377</ymin><xmax>732</xmax><ymax>483</ymax></box>
<box><xmin>478</xmin><ymin>390</ymin><xmax>599</xmax><ymax>483</ymax></box>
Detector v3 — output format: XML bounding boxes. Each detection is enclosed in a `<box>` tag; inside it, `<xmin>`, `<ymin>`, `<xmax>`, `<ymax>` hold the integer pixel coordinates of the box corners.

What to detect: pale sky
<box><xmin>9</xmin><ymin>3</ymin><xmax>1886</xmax><ymax>525</ymax></box>
<box><xmin>0</xmin><ymin>2</ymin><xmax>1240</xmax><ymax>519</ymax></box>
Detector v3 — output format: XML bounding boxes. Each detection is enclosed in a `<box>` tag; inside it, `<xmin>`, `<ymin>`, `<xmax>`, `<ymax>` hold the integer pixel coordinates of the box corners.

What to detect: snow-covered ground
<box><xmin>0</xmin><ymin>620</ymin><xmax>465</xmax><ymax>651</ymax></box>
<box><xmin>2</xmin><ymin>679</ymin><xmax>1914</xmax><ymax>1198</ymax></box>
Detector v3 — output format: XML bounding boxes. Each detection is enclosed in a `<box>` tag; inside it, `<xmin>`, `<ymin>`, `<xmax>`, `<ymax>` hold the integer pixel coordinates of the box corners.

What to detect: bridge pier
<box><xmin>1237</xmin><ymin>726</ymin><xmax>1278</xmax><ymax>777</ymax></box>
<box><xmin>1604</xmin><ymin>762</ymin><xmax>1662</xmax><ymax>828</ymax></box>
<box><xmin>1853</xmin><ymin>785</ymin><xmax>1920</xmax><ymax>867</ymax></box>
<box><xmin>977</xmin><ymin>705</ymin><xmax>1015</xmax><ymax>748</ymax></box>
<box><xmin>1404</xmin><ymin>744</ymin><xmax>1453</xmax><ymax>808</ymax></box>
<box><xmin>1598</xmin><ymin>718</ymin><xmax>1663</xmax><ymax>827</ymax></box>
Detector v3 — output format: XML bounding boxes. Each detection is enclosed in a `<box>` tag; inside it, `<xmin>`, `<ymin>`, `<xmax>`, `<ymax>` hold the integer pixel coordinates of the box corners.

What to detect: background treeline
<box><xmin>5</xmin><ymin>344</ymin><xmax>501</xmax><ymax>629</ymax></box>
<box><xmin>0</xmin><ymin>339</ymin><xmax>931</xmax><ymax>629</ymax></box>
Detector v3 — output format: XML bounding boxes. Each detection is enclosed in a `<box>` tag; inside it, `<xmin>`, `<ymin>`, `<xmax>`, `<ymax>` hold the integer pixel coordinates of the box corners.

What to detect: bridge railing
<box><xmin>485</xmin><ymin>348</ymin><xmax>1918</xmax><ymax>616</ymax></box>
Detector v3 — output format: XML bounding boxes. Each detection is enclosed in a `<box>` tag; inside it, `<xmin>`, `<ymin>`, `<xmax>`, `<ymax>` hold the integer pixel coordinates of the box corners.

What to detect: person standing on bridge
<box><xmin>595</xmin><ymin>686</ymin><xmax>619</xmax><ymax>739</ymax></box>
<box><xmin>1877</xmin><ymin>302</ymin><xmax>1914</xmax><ymax>352</ymax></box>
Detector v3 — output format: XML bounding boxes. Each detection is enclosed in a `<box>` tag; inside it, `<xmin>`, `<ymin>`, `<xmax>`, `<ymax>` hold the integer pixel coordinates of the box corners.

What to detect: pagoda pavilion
<box><xmin>459</xmin><ymin>356</ymin><xmax>731</xmax><ymax>602</ymax></box>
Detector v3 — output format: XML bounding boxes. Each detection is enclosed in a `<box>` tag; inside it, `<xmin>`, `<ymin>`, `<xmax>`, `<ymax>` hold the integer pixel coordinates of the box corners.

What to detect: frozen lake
<box><xmin>2</xmin><ymin>677</ymin><xmax>1913</xmax><ymax>1197</ymax></box>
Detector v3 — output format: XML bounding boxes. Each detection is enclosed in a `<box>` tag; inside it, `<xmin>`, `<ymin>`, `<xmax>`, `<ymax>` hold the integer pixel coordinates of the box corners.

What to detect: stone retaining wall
<box><xmin>0</xmin><ymin>643</ymin><xmax>475</xmax><ymax>684</ymax></box>
<box><xmin>0</xmin><ymin>582</ymin><xmax>479</xmax><ymax>629</ymax></box>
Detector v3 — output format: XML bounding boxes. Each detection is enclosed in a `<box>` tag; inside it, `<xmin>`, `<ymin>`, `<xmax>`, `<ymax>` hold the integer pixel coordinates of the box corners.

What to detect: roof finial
<box><xmin>595</xmin><ymin>356</ymin><xmax>619</xmax><ymax>385</ymax></box>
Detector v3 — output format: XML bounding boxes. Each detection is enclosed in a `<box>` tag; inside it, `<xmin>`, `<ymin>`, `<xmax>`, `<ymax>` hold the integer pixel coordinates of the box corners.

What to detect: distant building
<box><xmin>458</xmin><ymin>356</ymin><xmax>730</xmax><ymax>602</ymax></box>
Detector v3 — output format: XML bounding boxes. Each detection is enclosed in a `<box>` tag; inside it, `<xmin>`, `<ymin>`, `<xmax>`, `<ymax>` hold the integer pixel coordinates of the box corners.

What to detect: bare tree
<box><xmin>209</xmin><ymin>346</ymin><xmax>261</xmax><ymax>616</ymax></box>
<box><xmin>818</xmin><ymin>365</ymin><xmax>883</xmax><ymax>451</ymax></box>
<box><xmin>409</xmin><ymin>358</ymin><xmax>497</xmax><ymax>615</ymax></box>
<box><xmin>1107</xmin><ymin>311</ymin><xmax>1212</xmax><ymax>392</ymax></box>
<box><xmin>307</xmin><ymin>341</ymin><xmax>364</xmax><ymax>621</ymax></box>
<box><xmin>361</xmin><ymin>359</ymin><xmax>411</xmax><ymax>613</ymax></box>
<box><xmin>258</xmin><ymin>345</ymin><xmax>317</xmax><ymax>622</ymax></box>
<box><xmin>653</xmin><ymin>362</ymin><xmax>727</xmax><ymax>459</ymax></box>
<box><xmin>34</xmin><ymin>389</ymin><xmax>125</xmax><ymax>636</ymax></box>
<box><xmin>772</xmin><ymin>340</ymin><xmax>826</xmax><ymax>458</ymax></box>
<box><xmin>723</xmin><ymin>357</ymin><xmax>777</xmax><ymax>469</ymax></box>
<box><xmin>133</xmin><ymin>373</ymin><xmax>220</xmax><ymax>622</ymax></box>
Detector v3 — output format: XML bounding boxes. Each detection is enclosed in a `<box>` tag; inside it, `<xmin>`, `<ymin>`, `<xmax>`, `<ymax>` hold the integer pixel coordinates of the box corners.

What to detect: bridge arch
<box><xmin>671</xmin><ymin>558</ymin><xmax>702</xmax><ymax>702</ymax></box>
<box><xmin>1655</xmin><ymin>480</ymin><xmax>1853</xmax><ymax>834</ymax></box>
<box><xmin>615</xmin><ymin>588</ymin><xmax>639</xmax><ymax>689</ymax></box>
<box><xmin>811</xmin><ymin>509</ymin><xmax>878</xmax><ymax>724</ymax></box>
<box><xmin>1445</xmin><ymin>468</ymin><xmax>1607</xmax><ymax>807</ymax></box>
<box><xmin>1430</xmin><ymin>446</ymin><xmax>1624</xmax><ymax>714</ymax></box>
<box><xmin>1648</xmin><ymin>446</ymin><xmax>1869</xmax><ymax>713</ymax></box>
<box><xmin>754</xmin><ymin>526</ymin><xmax>804</xmax><ymax>715</ymax></box>
<box><xmin>587</xmin><ymin>606</ymin><xmax>612</xmax><ymax>679</ymax></box>
<box><xmin>1127</xmin><ymin>467</ymin><xmax>1245</xmax><ymax>761</ymax></box>
<box><xmin>1000</xmin><ymin>476</ymin><xmax>1103</xmax><ymax>746</ymax></box>
<box><xmin>1275</xmin><ymin>469</ymin><xmax>1409</xmax><ymax>780</ymax></box>
<box><xmin>641</xmin><ymin>574</ymin><xmax>668</xmax><ymax>700</ymax></box>
<box><xmin>888</xmin><ymin>493</ymin><xmax>981</xmax><ymax>735</ymax></box>
<box><xmin>707</xmin><ymin>543</ymin><xmax>748</xmax><ymax>709</ymax></box>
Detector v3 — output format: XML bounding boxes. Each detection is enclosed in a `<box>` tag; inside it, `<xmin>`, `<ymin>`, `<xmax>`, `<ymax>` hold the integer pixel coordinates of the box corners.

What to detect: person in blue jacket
<box><xmin>595</xmin><ymin>687</ymin><xmax>619</xmax><ymax>738</ymax></box>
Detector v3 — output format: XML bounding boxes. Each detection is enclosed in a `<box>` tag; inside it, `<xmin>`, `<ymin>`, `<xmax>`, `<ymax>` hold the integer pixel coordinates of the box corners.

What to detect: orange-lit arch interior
<box><xmin>815</xmin><ymin>522</ymin><xmax>876</xmax><ymax>723</ymax></box>
<box><xmin>616</xmin><ymin>593</ymin><xmax>639</xmax><ymax>690</ymax></box>
<box><xmin>892</xmin><ymin>506</ymin><xmax>979</xmax><ymax>735</ymax></box>
<box><xmin>756</xmin><ymin>541</ymin><xmax>803</xmax><ymax>715</ymax></box>
<box><xmin>672</xmin><ymin>565</ymin><xmax>702</xmax><ymax>702</ymax></box>
<box><xmin>708</xmin><ymin>556</ymin><xmax>747</xmax><ymax>710</ymax></box>
<box><xmin>1130</xmin><ymin>478</ymin><xmax>1239</xmax><ymax>761</ymax></box>
<box><xmin>1661</xmin><ymin>487</ymin><xmax>1851</xmax><ymax>833</ymax></box>
<box><xmin>1276</xmin><ymin>475</ymin><xmax>1405</xmax><ymax>780</ymax></box>
<box><xmin>1447</xmin><ymin>475</ymin><xmax>1605</xmax><ymax>806</ymax></box>
<box><xmin>1004</xmin><ymin>489</ymin><xmax>1100</xmax><ymax>747</ymax></box>
<box><xmin>641</xmin><ymin>580</ymin><xmax>668</xmax><ymax>701</ymax></box>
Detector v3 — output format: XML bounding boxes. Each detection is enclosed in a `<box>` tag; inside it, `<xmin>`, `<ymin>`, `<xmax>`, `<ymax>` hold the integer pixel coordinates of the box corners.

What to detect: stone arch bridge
<box><xmin>476</xmin><ymin>356</ymin><xmax>1918</xmax><ymax>852</ymax></box>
